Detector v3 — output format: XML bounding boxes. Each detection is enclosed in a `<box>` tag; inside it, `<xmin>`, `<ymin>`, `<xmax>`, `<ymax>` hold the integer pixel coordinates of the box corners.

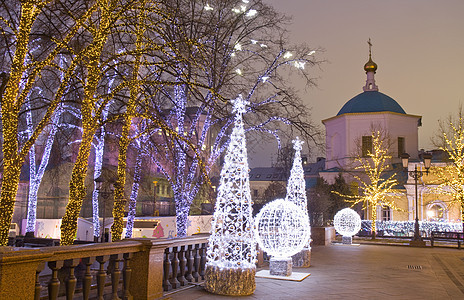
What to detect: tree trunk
<box><xmin>0</xmin><ymin>158</ymin><xmax>23</xmax><ymax>245</ymax></box>
<box><xmin>125</xmin><ymin>152</ymin><xmax>143</xmax><ymax>239</ymax></box>
<box><xmin>175</xmin><ymin>200</ymin><xmax>190</xmax><ymax>238</ymax></box>
<box><xmin>371</xmin><ymin>209</ymin><xmax>377</xmax><ymax>240</ymax></box>
<box><xmin>60</xmin><ymin>128</ymin><xmax>96</xmax><ymax>245</ymax></box>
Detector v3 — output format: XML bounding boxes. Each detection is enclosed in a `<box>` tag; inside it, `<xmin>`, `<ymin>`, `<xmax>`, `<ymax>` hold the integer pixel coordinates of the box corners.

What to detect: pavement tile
<box><xmin>165</xmin><ymin>244</ymin><xmax>464</xmax><ymax>300</ymax></box>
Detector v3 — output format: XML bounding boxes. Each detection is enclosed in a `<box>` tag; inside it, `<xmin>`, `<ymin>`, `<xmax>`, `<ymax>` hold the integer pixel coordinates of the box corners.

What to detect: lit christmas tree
<box><xmin>285</xmin><ymin>137</ymin><xmax>311</xmax><ymax>267</ymax></box>
<box><xmin>286</xmin><ymin>137</ymin><xmax>308</xmax><ymax>211</ymax></box>
<box><xmin>205</xmin><ymin>95</ymin><xmax>256</xmax><ymax>296</ymax></box>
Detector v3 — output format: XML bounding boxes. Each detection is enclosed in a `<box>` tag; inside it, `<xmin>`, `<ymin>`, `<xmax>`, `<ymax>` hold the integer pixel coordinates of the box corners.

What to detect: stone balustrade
<box><xmin>0</xmin><ymin>234</ymin><xmax>209</xmax><ymax>299</ymax></box>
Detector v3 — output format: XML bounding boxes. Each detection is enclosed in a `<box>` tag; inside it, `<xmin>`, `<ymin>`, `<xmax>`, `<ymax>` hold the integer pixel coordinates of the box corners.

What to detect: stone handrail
<box><xmin>0</xmin><ymin>235</ymin><xmax>209</xmax><ymax>299</ymax></box>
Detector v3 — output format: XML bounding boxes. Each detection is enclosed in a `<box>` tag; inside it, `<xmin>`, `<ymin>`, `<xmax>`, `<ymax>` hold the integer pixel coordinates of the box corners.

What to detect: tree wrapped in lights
<box><xmin>149</xmin><ymin>0</ymin><xmax>321</xmax><ymax>238</ymax></box>
<box><xmin>0</xmin><ymin>1</ymin><xmax>83</xmax><ymax>245</ymax></box>
<box><xmin>333</xmin><ymin>131</ymin><xmax>404</xmax><ymax>239</ymax></box>
<box><xmin>205</xmin><ymin>95</ymin><xmax>256</xmax><ymax>296</ymax></box>
<box><xmin>431</xmin><ymin>107</ymin><xmax>464</xmax><ymax>234</ymax></box>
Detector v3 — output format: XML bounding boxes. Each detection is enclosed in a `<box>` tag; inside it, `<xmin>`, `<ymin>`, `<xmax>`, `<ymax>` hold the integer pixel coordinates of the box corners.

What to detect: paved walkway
<box><xmin>162</xmin><ymin>244</ymin><xmax>464</xmax><ymax>300</ymax></box>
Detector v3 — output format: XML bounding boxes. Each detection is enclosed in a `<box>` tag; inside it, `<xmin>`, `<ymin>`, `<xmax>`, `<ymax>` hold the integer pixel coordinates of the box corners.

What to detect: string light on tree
<box><xmin>205</xmin><ymin>95</ymin><xmax>256</xmax><ymax>296</ymax></box>
<box><xmin>334</xmin><ymin>208</ymin><xmax>361</xmax><ymax>244</ymax></box>
<box><xmin>332</xmin><ymin>130</ymin><xmax>404</xmax><ymax>239</ymax></box>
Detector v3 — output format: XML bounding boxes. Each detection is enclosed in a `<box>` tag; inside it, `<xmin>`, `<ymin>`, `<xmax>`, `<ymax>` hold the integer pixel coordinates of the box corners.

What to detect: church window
<box><xmin>362</xmin><ymin>136</ymin><xmax>373</xmax><ymax>157</ymax></box>
<box><xmin>397</xmin><ymin>137</ymin><xmax>405</xmax><ymax>157</ymax></box>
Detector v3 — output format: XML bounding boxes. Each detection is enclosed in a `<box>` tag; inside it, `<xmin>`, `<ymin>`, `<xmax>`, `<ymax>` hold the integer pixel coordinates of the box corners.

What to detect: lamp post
<box><xmin>95</xmin><ymin>176</ymin><xmax>114</xmax><ymax>242</ymax></box>
<box><xmin>153</xmin><ymin>181</ymin><xmax>159</xmax><ymax>216</ymax></box>
<box><xmin>401</xmin><ymin>152</ymin><xmax>432</xmax><ymax>246</ymax></box>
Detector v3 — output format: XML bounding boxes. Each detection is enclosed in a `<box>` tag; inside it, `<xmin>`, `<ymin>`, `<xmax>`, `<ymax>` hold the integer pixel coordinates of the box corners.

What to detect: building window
<box><xmin>397</xmin><ymin>137</ymin><xmax>405</xmax><ymax>157</ymax></box>
<box><xmin>381</xmin><ymin>206</ymin><xmax>391</xmax><ymax>221</ymax></box>
<box><xmin>362</xmin><ymin>136</ymin><xmax>373</xmax><ymax>157</ymax></box>
<box><xmin>427</xmin><ymin>203</ymin><xmax>445</xmax><ymax>221</ymax></box>
<box><xmin>253</xmin><ymin>189</ymin><xmax>258</xmax><ymax>197</ymax></box>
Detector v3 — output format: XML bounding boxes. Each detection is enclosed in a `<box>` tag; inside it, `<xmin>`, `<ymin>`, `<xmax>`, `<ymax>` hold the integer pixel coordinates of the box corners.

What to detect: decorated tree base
<box><xmin>292</xmin><ymin>248</ymin><xmax>311</xmax><ymax>267</ymax></box>
<box><xmin>342</xmin><ymin>236</ymin><xmax>352</xmax><ymax>244</ymax></box>
<box><xmin>270</xmin><ymin>257</ymin><xmax>292</xmax><ymax>276</ymax></box>
<box><xmin>204</xmin><ymin>265</ymin><xmax>256</xmax><ymax>296</ymax></box>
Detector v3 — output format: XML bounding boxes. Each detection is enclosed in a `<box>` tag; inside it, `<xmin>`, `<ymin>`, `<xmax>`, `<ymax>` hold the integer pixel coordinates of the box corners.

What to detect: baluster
<box><xmin>110</xmin><ymin>254</ymin><xmax>122</xmax><ymax>300</ymax></box>
<box><xmin>200</xmin><ymin>243</ymin><xmax>207</xmax><ymax>280</ymax></box>
<box><xmin>96</xmin><ymin>255</ymin><xmax>110</xmax><ymax>300</ymax></box>
<box><xmin>163</xmin><ymin>248</ymin><xmax>172</xmax><ymax>291</ymax></box>
<box><xmin>170</xmin><ymin>246</ymin><xmax>180</xmax><ymax>289</ymax></box>
<box><xmin>123</xmin><ymin>253</ymin><xmax>133</xmax><ymax>300</ymax></box>
<box><xmin>185</xmin><ymin>244</ymin><xmax>194</xmax><ymax>282</ymax></box>
<box><xmin>34</xmin><ymin>262</ymin><xmax>45</xmax><ymax>300</ymax></box>
<box><xmin>64</xmin><ymin>258</ymin><xmax>79</xmax><ymax>300</ymax></box>
<box><xmin>193</xmin><ymin>244</ymin><xmax>201</xmax><ymax>282</ymax></box>
<box><xmin>82</xmin><ymin>257</ymin><xmax>95</xmax><ymax>300</ymax></box>
<box><xmin>48</xmin><ymin>261</ymin><xmax>64</xmax><ymax>300</ymax></box>
<box><xmin>177</xmin><ymin>245</ymin><xmax>187</xmax><ymax>286</ymax></box>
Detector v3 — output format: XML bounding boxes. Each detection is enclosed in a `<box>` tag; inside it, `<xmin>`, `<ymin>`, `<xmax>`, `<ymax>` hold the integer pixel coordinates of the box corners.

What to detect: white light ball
<box><xmin>254</xmin><ymin>199</ymin><xmax>310</xmax><ymax>258</ymax></box>
<box><xmin>334</xmin><ymin>208</ymin><xmax>361</xmax><ymax>237</ymax></box>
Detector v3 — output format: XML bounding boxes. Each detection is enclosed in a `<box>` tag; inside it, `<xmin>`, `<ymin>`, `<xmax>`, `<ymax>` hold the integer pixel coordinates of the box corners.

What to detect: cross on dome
<box><xmin>231</xmin><ymin>94</ymin><xmax>249</xmax><ymax>115</ymax></box>
<box><xmin>292</xmin><ymin>136</ymin><xmax>304</xmax><ymax>151</ymax></box>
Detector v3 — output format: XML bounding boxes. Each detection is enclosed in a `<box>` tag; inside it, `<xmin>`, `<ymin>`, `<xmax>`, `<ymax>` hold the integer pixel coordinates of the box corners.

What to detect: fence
<box><xmin>0</xmin><ymin>235</ymin><xmax>209</xmax><ymax>299</ymax></box>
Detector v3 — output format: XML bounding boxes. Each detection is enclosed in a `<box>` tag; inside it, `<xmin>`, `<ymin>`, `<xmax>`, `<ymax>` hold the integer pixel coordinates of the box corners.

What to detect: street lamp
<box><xmin>95</xmin><ymin>175</ymin><xmax>114</xmax><ymax>242</ymax></box>
<box><xmin>153</xmin><ymin>181</ymin><xmax>159</xmax><ymax>216</ymax></box>
<box><xmin>401</xmin><ymin>152</ymin><xmax>432</xmax><ymax>246</ymax></box>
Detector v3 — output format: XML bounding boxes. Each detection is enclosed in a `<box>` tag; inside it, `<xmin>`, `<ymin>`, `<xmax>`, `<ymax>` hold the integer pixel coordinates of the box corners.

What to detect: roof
<box><xmin>249</xmin><ymin>167</ymin><xmax>287</xmax><ymax>181</ymax></box>
<box><xmin>337</xmin><ymin>91</ymin><xmax>406</xmax><ymax>116</ymax></box>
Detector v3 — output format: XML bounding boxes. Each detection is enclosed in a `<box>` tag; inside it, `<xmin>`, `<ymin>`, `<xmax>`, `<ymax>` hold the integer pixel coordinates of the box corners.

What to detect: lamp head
<box><xmin>401</xmin><ymin>153</ymin><xmax>410</xmax><ymax>169</ymax></box>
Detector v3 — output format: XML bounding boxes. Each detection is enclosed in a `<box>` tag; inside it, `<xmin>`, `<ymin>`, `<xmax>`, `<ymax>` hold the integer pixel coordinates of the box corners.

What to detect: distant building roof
<box><xmin>249</xmin><ymin>167</ymin><xmax>286</xmax><ymax>181</ymax></box>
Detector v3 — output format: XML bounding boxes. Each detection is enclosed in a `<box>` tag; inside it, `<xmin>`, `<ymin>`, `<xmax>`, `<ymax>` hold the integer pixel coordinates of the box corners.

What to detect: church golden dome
<box><xmin>364</xmin><ymin>56</ymin><xmax>377</xmax><ymax>73</ymax></box>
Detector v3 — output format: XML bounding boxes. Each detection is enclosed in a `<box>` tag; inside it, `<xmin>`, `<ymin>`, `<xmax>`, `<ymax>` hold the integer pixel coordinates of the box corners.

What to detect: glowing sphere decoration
<box><xmin>334</xmin><ymin>208</ymin><xmax>362</xmax><ymax>237</ymax></box>
<box><xmin>254</xmin><ymin>199</ymin><xmax>311</xmax><ymax>258</ymax></box>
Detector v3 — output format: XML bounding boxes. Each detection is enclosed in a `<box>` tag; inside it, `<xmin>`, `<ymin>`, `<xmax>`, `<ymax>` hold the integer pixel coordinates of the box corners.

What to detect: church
<box><xmin>319</xmin><ymin>43</ymin><xmax>460</xmax><ymax>226</ymax></box>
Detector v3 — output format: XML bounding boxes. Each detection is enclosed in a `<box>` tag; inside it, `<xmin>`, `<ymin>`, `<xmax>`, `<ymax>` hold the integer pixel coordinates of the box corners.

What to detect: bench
<box><xmin>431</xmin><ymin>231</ymin><xmax>463</xmax><ymax>249</ymax></box>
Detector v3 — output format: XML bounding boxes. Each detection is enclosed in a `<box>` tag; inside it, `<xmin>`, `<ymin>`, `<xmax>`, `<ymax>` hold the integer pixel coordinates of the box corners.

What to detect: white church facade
<box><xmin>320</xmin><ymin>45</ymin><xmax>460</xmax><ymax>225</ymax></box>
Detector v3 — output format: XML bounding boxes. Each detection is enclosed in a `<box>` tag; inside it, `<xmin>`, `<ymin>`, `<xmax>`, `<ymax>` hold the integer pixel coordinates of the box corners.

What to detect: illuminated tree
<box><xmin>0</xmin><ymin>1</ymin><xmax>85</xmax><ymax>245</ymax></box>
<box><xmin>431</xmin><ymin>107</ymin><xmax>464</xmax><ymax>232</ymax></box>
<box><xmin>333</xmin><ymin>131</ymin><xmax>403</xmax><ymax>239</ymax></box>
<box><xmin>60</xmin><ymin>0</ymin><xmax>141</xmax><ymax>245</ymax></box>
<box><xmin>151</xmin><ymin>0</ymin><xmax>321</xmax><ymax>238</ymax></box>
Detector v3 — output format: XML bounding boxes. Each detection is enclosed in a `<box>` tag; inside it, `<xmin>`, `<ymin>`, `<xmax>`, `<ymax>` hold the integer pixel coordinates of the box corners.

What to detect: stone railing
<box><xmin>162</xmin><ymin>236</ymin><xmax>208</xmax><ymax>292</ymax></box>
<box><xmin>0</xmin><ymin>234</ymin><xmax>209</xmax><ymax>299</ymax></box>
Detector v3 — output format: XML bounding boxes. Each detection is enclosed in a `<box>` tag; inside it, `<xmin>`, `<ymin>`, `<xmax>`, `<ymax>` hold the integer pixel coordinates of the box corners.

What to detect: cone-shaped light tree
<box><xmin>286</xmin><ymin>137</ymin><xmax>309</xmax><ymax>212</ymax></box>
<box><xmin>285</xmin><ymin>137</ymin><xmax>311</xmax><ymax>266</ymax></box>
<box><xmin>205</xmin><ymin>95</ymin><xmax>256</xmax><ymax>296</ymax></box>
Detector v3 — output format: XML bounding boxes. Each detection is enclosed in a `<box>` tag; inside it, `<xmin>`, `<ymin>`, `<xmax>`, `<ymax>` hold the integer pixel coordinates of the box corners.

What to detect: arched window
<box><xmin>426</xmin><ymin>202</ymin><xmax>446</xmax><ymax>221</ymax></box>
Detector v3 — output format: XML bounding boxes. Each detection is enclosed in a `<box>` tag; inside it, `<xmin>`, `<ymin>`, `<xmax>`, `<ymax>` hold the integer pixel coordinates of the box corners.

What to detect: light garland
<box><xmin>334</xmin><ymin>208</ymin><xmax>361</xmax><ymax>237</ymax></box>
<box><xmin>254</xmin><ymin>199</ymin><xmax>310</xmax><ymax>258</ymax></box>
<box><xmin>206</xmin><ymin>95</ymin><xmax>256</xmax><ymax>269</ymax></box>
<box><xmin>360</xmin><ymin>220</ymin><xmax>463</xmax><ymax>237</ymax></box>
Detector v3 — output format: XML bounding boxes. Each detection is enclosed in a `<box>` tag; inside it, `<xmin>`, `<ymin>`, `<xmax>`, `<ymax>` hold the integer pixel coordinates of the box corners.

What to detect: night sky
<box><xmin>249</xmin><ymin>0</ymin><xmax>464</xmax><ymax>167</ymax></box>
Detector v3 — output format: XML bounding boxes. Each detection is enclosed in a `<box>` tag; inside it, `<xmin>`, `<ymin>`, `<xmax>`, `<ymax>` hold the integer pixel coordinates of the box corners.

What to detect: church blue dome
<box><xmin>337</xmin><ymin>91</ymin><xmax>406</xmax><ymax>116</ymax></box>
